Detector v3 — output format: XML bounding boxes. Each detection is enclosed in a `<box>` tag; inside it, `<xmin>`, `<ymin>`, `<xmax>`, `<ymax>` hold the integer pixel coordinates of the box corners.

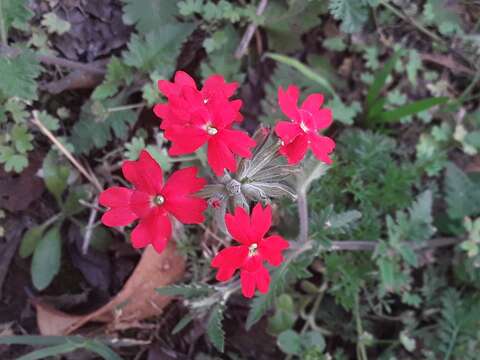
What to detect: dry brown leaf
<box><xmin>35</xmin><ymin>242</ymin><xmax>185</xmax><ymax>335</ymax></box>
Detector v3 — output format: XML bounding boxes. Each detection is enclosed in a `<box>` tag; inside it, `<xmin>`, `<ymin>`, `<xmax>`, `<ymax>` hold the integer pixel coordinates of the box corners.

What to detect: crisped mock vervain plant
<box><xmin>98</xmin><ymin>71</ymin><xmax>336</xmax><ymax>347</ymax></box>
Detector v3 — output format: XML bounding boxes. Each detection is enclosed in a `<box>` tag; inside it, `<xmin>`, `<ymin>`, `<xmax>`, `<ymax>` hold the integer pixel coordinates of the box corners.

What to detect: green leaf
<box><xmin>445</xmin><ymin>162</ymin><xmax>480</xmax><ymax>219</ymax></box>
<box><xmin>301</xmin><ymin>331</ymin><xmax>326</xmax><ymax>352</ymax></box>
<box><xmin>366</xmin><ymin>52</ymin><xmax>400</xmax><ymax>108</ymax></box>
<box><xmin>31</xmin><ymin>226</ymin><xmax>62</xmax><ymax>291</ymax></box>
<box><xmin>155</xmin><ymin>284</ymin><xmax>214</xmax><ymax>299</ymax></box>
<box><xmin>267</xmin><ymin>294</ymin><xmax>297</xmax><ymax>335</ymax></box>
<box><xmin>122</xmin><ymin>0</ymin><xmax>178</xmax><ymax>33</ymax></box>
<box><xmin>19</xmin><ymin>225</ymin><xmax>45</xmax><ymax>259</ymax></box>
<box><xmin>265</xmin><ymin>52</ymin><xmax>337</xmax><ymax>97</ymax></box>
<box><xmin>17</xmin><ymin>343</ymin><xmax>81</xmax><ymax>360</ymax></box>
<box><xmin>277</xmin><ymin>329</ymin><xmax>302</xmax><ymax>355</ymax></box>
<box><xmin>2</xmin><ymin>0</ymin><xmax>33</xmax><ymax>33</ymax></box>
<box><xmin>0</xmin><ymin>49</ymin><xmax>42</xmax><ymax>100</ymax></box>
<box><xmin>122</xmin><ymin>24</ymin><xmax>195</xmax><ymax>74</ymax></box>
<box><xmin>5</xmin><ymin>98</ymin><xmax>28</xmax><ymax>123</ymax></box>
<box><xmin>11</xmin><ymin>124</ymin><xmax>33</xmax><ymax>154</ymax></box>
<box><xmin>62</xmin><ymin>186</ymin><xmax>88</xmax><ymax>217</ymax></box>
<box><xmin>328</xmin><ymin>0</ymin><xmax>373</xmax><ymax>33</ymax></box>
<box><xmin>124</xmin><ymin>137</ymin><xmax>146</xmax><ymax>160</ymax></box>
<box><xmin>42</xmin><ymin>151</ymin><xmax>69</xmax><ymax>203</ymax></box>
<box><xmin>92</xmin><ymin>57</ymin><xmax>133</xmax><ymax>101</ymax></box>
<box><xmin>377</xmin><ymin>97</ymin><xmax>449</xmax><ymax>123</ymax></box>
<box><xmin>83</xmin><ymin>340</ymin><xmax>123</xmax><ymax>360</ymax></box>
<box><xmin>172</xmin><ymin>314</ymin><xmax>193</xmax><ymax>335</ymax></box>
<box><xmin>207</xmin><ymin>304</ymin><xmax>225</xmax><ymax>353</ymax></box>
<box><xmin>0</xmin><ymin>146</ymin><xmax>28</xmax><ymax>172</ymax></box>
<box><xmin>423</xmin><ymin>0</ymin><xmax>463</xmax><ymax>35</ymax></box>
<box><xmin>327</xmin><ymin>97</ymin><xmax>361</xmax><ymax>125</ymax></box>
<box><xmin>264</xmin><ymin>0</ymin><xmax>327</xmax><ymax>52</ymax></box>
<box><xmin>41</xmin><ymin>12</ymin><xmax>71</xmax><ymax>34</ymax></box>
<box><xmin>37</xmin><ymin>110</ymin><xmax>60</xmax><ymax>131</ymax></box>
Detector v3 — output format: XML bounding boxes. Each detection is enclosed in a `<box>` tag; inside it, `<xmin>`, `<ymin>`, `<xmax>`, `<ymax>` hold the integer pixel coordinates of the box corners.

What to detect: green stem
<box><xmin>355</xmin><ymin>293</ymin><xmax>369</xmax><ymax>360</ymax></box>
<box><xmin>107</xmin><ymin>103</ymin><xmax>146</xmax><ymax>112</ymax></box>
<box><xmin>0</xmin><ymin>0</ymin><xmax>7</xmax><ymax>45</ymax></box>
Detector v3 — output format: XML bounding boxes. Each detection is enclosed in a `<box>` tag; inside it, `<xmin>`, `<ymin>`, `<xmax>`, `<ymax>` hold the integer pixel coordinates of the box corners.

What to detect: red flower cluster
<box><xmin>99</xmin><ymin>150</ymin><xmax>207</xmax><ymax>253</ymax></box>
<box><xmin>153</xmin><ymin>71</ymin><xmax>256</xmax><ymax>176</ymax></box>
<box><xmin>99</xmin><ymin>71</ymin><xmax>335</xmax><ymax>298</ymax></box>
<box><xmin>211</xmin><ymin>204</ymin><xmax>289</xmax><ymax>298</ymax></box>
<box><xmin>275</xmin><ymin>85</ymin><xmax>335</xmax><ymax>164</ymax></box>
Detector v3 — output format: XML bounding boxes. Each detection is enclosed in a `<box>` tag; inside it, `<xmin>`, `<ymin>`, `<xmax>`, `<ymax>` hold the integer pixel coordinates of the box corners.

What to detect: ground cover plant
<box><xmin>1</xmin><ymin>0</ymin><xmax>480</xmax><ymax>359</ymax></box>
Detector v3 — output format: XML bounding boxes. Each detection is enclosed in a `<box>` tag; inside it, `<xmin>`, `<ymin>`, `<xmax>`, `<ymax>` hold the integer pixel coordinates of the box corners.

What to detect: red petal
<box><xmin>211</xmin><ymin>245</ymin><xmax>249</xmax><ymax>281</ymax></box>
<box><xmin>259</xmin><ymin>235</ymin><xmax>289</xmax><ymax>266</ymax></box>
<box><xmin>219</xmin><ymin>129</ymin><xmax>256</xmax><ymax>158</ymax></box>
<box><xmin>122</xmin><ymin>150</ymin><xmax>164</xmax><ymax>194</ymax></box>
<box><xmin>167</xmin><ymin>127</ymin><xmax>208</xmax><ymax>156</ymax></box>
<box><xmin>131</xmin><ymin>208</ymin><xmax>172</xmax><ymax>253</ymax></box>
<box><xmin>207</xmin><ymin>137</ymin><xmax>236</xmax><ymax>176</ymax></box>
<box><xmin>278</xmin><ymin>85</ymin><xmax>300</xmax><ymax>121</ymax></box>
<box><xmin>174</xmin><ymin>71</ymin><xmax>196</xmax><ymax>89</ymax></box>
<box><xmin>101</xmin><ymin>207</ymin><xmax>137</xmax><ymax>227</ymax></box>
<box><xmin>301</xmin><ymin>93</ymin><xmax>324</xmax><ymax>112</ymax></box>
<box><xmin>225</xmin><ymin>206</ymin><xmax>252</xmax><ymax>245</ymax></box>
<box><xmin>309</xmin><ymin>134</ymin><xmax>335</xmax><ymax>164</ymax></box>
<box><xmin>275</xmin><ymin>121</ymin><xmax>302</xmax><ymax>144</ymax></box>
<box><xmin>129</xmin><ymin>190</ymin><xmax>152</xmax><ymax>218</ymax></box>
<box><xmin>203</xmin><ymin>74</ymin><xmax>238</xmax><ymax>99</ymax></box>
<box><xmin>240</xmin><ymin>270</ymin><xmax>256</xmax><ymax>298</ymax></box>
<box><xmin>314</xmin><ymin>108</ymin><xmax>333</xmax><ymax>130</ymax></box>
<box><xmin>99</xmin><ymin>186</ymin><xmax>133</xmax><ymax>208</ymax></box>
<box><xmin>279</xmin><ymin>134</ymin><xmax>309</xmax><ymax>164</ymax></box>
<box><xmin>153</xmin><ymin>103</ymin><xmax>168</xmax><ymax>119</ymax></box>
<box><xmin>255</xmin><ymin>266</ymin><xmax>270</xmax><ymax>294</ymax></box>
<box><xmin>158</xmin><ymin>80</ymin><xmax>178</xmax><ymax>98</ymax></box>
<box><xmin>162</xmin><ymin>167</ymin><xmax>207</xmax><ymax>224</ymax></box>
<box><xmin>251</xmin><ymin>203</ymin><xmax>272</xmax><ymax>241</ymax></box>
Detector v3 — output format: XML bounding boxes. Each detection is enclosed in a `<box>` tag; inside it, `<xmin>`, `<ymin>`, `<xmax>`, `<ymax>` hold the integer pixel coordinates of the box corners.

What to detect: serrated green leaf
<box><xmin>11</xmin><ymin>124</ymin><xmax>33</xmax><ymax>154</ymax></box>
<box><xmin>37</xmin><ymin>110</ymin><xmax>60</xmax><ymax>131</ymax></box>
<box><xmin>326</xmin><ymin>97</ymin><xmax>361</xmax><ymax>125</ymax></box>
<box><xmin>5</xmin><ymin>98</ymin><xmax>28</xmax><ymax>123</ymax></box>
<box><xmin>328</xmin><ymin>0</ymin><xmax>373</xmax><ymax>33</ymax></box>
<box><xmin>445</xmin><ymin>163</ymin><xmax>480</xmax><ymax>219</ymax></box>
<box><xmin>31</xmin><ymin>226</ymin><xmax>62</xmax><ymax>291</ymax></box>
<box><xmin>377</xmin><ymin>97</ymin><xmax>449</xmax><ymax>123</ymax></box>
<box><xmin>2</xmin><ymin>0</ymin><xmax>33</xmax><ymax>33</ymax></box>
<box><xmin>92</xmin><ymin>57</ymin><xmax>133</xmax><ymax>101</ymax></box>
<box><xmin>122</xmin><ymin>0</ymin><xmax>178</xmax><ymax>33</ymax></box>
<box><xmin>124</xmin><ymin>137</ymin><xmax>146</xmax><ymax>160</ymax></box>
<box><xmin>41</xmin><ymin>12</ymin><xmax>71</xmax><ymax>35</ymax></box>
<box><xmin>0</xmin><ymin>146</ymin><xmax>28</xmax><ymax>172</ymax></box>
<box><xmin>207</xmin><ymin>304</ymin><xmax>225</xmax><ymax>352</ymax></box>
<box><xmin>172</xmin><ymin>314</ymin><xmax>193</xmax><ymax>335</ymax></box>
<box><xmin>0</xmin><ymin>49</ymin><xmax>42</xmax><ymax>100</ymax></box>
<box><xmin>122</xmin><ymin>24</ymin><xmax>195</xmax><ymax>74</ymax></box>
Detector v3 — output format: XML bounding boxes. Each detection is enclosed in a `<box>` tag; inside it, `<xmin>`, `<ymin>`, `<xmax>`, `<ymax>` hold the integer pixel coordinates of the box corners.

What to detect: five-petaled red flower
<box><xmin>274</xmin><ymin>85</ymin><xmax>335</xmax><ymax>164</ymax></box>
<box><xmin>211</xmin><ymin>204</ymin><xmax>289</xmax><ymax>298</ymax></box>
<box><xmin>153</xmin><ymin>71</ymin><xmax>255</xmax><ymax>176</ymax></box>
<box><xmin>99</xmin><ymin>150</ymin><xmax>207</xmax><ymax>253</ymax></box>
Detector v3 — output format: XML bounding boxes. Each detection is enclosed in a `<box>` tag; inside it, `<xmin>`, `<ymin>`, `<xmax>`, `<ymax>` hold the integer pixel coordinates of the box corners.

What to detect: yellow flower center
<box><xmin>248</xmin><ymin>243</ymin><xmax>258</xmax><ymax>257</ymax></box>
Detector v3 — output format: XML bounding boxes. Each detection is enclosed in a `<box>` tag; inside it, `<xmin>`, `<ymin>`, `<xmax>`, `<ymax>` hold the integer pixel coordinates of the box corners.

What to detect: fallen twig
<box><xmin>31</xmin><ymin>111</ymin><xmax>103</xmax><ymax>193</ymax></box>
<box><xmin>234</xmin><ymin>0</ymin><xmax>268</xmax><ymax>59</ymax></box>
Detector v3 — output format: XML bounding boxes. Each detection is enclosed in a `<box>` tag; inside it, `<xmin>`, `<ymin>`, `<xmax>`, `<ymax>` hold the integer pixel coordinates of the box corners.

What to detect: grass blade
<box><xmin>377</xmin><ymin>97</ymin><xmax>449</xmax><ymax>123</ymax></box>
<box><xmin>265</xmin><ymin>52</ymin><xmax>338</xmax><ymax>97</ymax></box>
<box><xmin>366</xmin><ymin>52</ymin><xmax>400</xmax><ymax>108</ymax></box>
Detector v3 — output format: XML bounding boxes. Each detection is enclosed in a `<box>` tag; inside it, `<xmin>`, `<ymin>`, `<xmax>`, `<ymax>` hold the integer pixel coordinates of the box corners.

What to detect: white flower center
<box><xmin>203</xmin><ymin>98</ymin><xmax>209</xmax><ymax>104</ymax></box>
<box><xmin>206</xmin><ymin>125</ymin><xmax>218</xmax><ymax>135</ymax></box>
<box><xmin>300</xmin><ymin>121</ymin><xmax>309</xmax><ymax>133</ymax></box>
<box><xmin>248</xmin><ymin>243</ymin><xmax>258</xmax><ymax>257</ymax></box>
<box><xmin>153</xmin><ymin>195</ymin><xmax>165</xmax><ymax>206</ymax></box>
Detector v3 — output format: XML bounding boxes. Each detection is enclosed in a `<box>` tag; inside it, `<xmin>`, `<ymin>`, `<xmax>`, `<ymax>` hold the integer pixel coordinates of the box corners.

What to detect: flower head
<box><xmin>274</xmin><ymin>85</ymin><xmax>335</xmax><ymax>164</ymax></box>
<box><xmin>153</xmin><ymin>72</ymin><xmax>255</xmax><ymax>176</ymax></box>
<box><xmin>99</xmin><ymin>150</ymin><xmax>207</xmax><ymax>253</ymax></box>
<box><xmin>211</xmin><ymin>203</ymin><xmax>289</xmax><ymax>298</ymax></box>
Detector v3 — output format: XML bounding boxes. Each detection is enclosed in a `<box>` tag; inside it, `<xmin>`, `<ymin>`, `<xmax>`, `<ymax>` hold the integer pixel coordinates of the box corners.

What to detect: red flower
<box><xmin>211</xmin><ymin>204</ymin><xmax>289</xmax><ymax>298</ymax></box>
<box><xmin>153</xmin><ymin>72</ymin><xmax>255</xmax><ymax>176</ymax></box>
<box><xmin>274</xmin><ymin>85</ymin><xmax>335</xmax><ymax>164</ymax></box>
<box><xmin>99</xmin><ymin>150</ymin><xmax>207</xmax><ymax>253</ymax></box>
